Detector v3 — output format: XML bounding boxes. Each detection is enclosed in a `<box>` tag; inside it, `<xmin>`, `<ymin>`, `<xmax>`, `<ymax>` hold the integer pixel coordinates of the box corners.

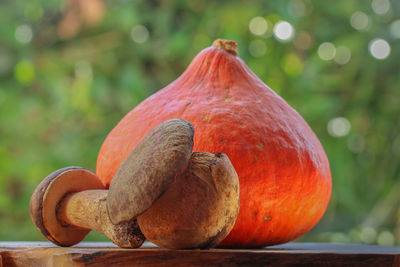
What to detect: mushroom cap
<box><xmin>30</xmin><ymin>167</ymin><xmax>105</xmax><ymax>246</ymax></box>
<box><xmin>107</xmin><ymin>119</ymin><xmax>194</xmax><ymax>224</ymax></box>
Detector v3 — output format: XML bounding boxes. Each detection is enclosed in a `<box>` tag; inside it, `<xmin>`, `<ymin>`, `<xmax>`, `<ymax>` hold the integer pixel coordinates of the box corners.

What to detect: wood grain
<box><xmin>0</xmin><ymin>242</ymin><xmax>399</xmax><ymax>267</ymax></box>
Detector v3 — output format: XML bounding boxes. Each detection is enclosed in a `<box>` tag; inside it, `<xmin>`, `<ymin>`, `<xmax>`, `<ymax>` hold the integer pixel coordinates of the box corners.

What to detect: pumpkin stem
<box><xmin>212</xmin><ymin>39</ymin><xmax>238</xmax><ymax>56</ymax></box>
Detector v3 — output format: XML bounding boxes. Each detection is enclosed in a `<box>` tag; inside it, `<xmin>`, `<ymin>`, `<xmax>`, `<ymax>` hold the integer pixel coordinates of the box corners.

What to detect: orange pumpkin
<box><xmin>96</xmin><ymin>39</ymin><xmax>332</xmax><ymax>248</ymax></box>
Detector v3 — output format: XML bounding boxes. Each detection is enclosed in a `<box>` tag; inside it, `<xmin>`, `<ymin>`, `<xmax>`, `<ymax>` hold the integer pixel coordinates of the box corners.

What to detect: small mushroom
<box><xmin>29</xmin><ymin>167</ymin><xmax>145</xmax><ymax>247</ymax></box>
<box><xmin>107</xmin><ymin>119</ymin><xmax>240</xmax><ymax>249</ymax></box>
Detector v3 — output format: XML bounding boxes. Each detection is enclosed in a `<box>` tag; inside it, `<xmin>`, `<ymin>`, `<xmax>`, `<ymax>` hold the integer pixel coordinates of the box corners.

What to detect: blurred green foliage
<box><xmin>0</xmin><ymin>0</ymin><xmax>399</xmax><ymax>245</ymax></box>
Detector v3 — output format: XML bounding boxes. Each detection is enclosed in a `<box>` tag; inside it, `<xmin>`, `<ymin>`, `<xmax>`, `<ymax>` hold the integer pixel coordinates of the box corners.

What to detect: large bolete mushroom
<box><xmin>107</xmin><ymin>120</ymin><xmax>240</xmax><ymax>249</ymax></box>
<box><xmin>137</xmin><ymin>152</ymin><xmax>240</xmax><ymax>249</ymax></box>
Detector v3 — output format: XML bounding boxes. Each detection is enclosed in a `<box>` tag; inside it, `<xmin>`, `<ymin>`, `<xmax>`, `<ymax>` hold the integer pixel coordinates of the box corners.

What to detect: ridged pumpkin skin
<box><xmin>96</xmin><ymin>40</ymin><xmax>332</xmax><ymax>248</ymax></box>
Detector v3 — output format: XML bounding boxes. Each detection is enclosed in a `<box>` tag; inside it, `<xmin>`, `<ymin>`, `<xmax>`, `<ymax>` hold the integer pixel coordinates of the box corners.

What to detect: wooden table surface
<box><xmin>1</xmin><ymin>242</ymin><xmax>399</xmax><ymax>266</ymax></box>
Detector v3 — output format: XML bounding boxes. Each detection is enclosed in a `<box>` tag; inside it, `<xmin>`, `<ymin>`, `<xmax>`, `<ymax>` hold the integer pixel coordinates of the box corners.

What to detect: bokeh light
<box><xmin>318</xmin><ymin>42</ymin><xmax>336</xmax><ymax>61</ymax></box>
<box><xmin>350</xmin><ymin>11</ymin><xmax>369</xmax><ymax>31</ymax></box>
<box><xmin>131</xmin><ymin>25</ymin><xmax>149</xmax><ymax>43</ymax></box>
<box><xmin>377</xmin><ymin>231</ymin><xmax>395</xmax><ymax>246</ymax></box>
<box><xmin>369</xmin><ymin>39</ymin><xmax>391</xmax><ymax>60</ymax></box>
<box><xmin>334</xmin><ymin>46</ymin><xmax>351</xmax><ymax>65</ymax></box>
<box><xmin>273</xmin><ymin>21</ymin><xmax>294</xmax><ymax>42</ymax></box>
<box><xmin>14</xmin><ymin>60</ymin><xmax>35</xmax><ymax>85</ymax></box>
<box><xmin>371</xmin><ymin>0</ymin><xmax>390</xmax><ymax>15</ymax></box>
<box><xmin>360</xmin><ymin>227</ymin><xmax>377</xmax><ymax>244</ymax></box>
<box><xmin>15</xmin><ymin>25</ymin><xmax>33</xmax><ymax>44</ymax></box>
<box><xmin>327</xmin><ymin>117</ymin><xmax>351</xmax><ymax>137</ymax></box>
<box><xmin>249</xmin><ymin>17</ymin><xmax>268</xmax><ymax>36</ymax></box>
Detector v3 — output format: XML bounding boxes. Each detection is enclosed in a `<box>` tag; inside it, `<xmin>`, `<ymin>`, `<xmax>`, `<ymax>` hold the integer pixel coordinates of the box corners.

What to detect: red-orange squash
<box><xmin>96</xmin><ymin>39</ymin><xmax>332</xmax><ymax>248</ymax></box>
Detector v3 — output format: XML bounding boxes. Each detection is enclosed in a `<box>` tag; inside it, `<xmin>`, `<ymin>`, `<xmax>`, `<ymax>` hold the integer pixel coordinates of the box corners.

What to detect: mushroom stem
<box><xmin>58</xmin><ymin>190</ymin><xmax>107</xmax><ymax>232</ymax></box>
<box><xmin>58</xmin><ymin>189</ymin><xmax>144</xmax><ymax>248</ymax></box>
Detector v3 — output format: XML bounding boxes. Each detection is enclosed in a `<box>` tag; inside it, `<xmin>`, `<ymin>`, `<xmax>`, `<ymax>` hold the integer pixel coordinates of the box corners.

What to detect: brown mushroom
<box><xmin>29</xmin><ymin>167</ymin><xmax>145</xmax><ymax>247</ymax></box>
<box><xmin>107</xmin><ymin>119</ymin><xmax>239</xmax><ymax>249</ymax></box>
<box><xmin>137</xmin><ymin>152</ymin><xmax>240</xmax><ymax>249</ymax></box>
